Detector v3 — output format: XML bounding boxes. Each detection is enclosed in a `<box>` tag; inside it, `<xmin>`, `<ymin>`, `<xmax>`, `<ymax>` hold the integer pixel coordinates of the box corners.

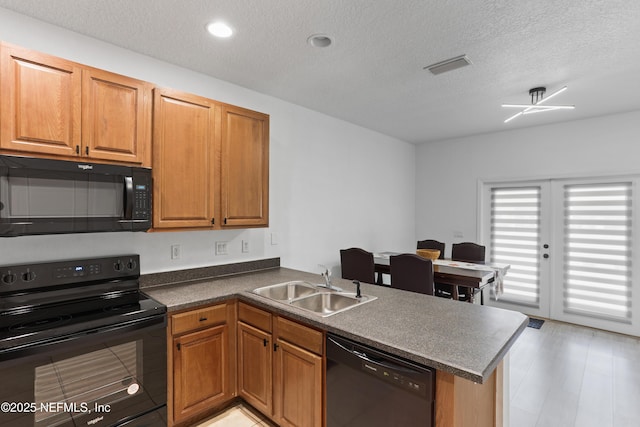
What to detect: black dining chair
<box><xmin>451</xmin><ymin>242</ymin><xmax>486</xmax><ymax>302</ymax></box>
<box><xmin>416</xmin><ymin>239</ymin><xmax>445</xmax><ymax>259</ymax></box>
<box><xmin>340</xmin><ymin>248</ymin><xmax>376</xmax><ymax>284</ymax></box>
<box><xmin>389</xmin><ymin>253</ymin><xmax>434</xmax><ymax>296</ymax></box>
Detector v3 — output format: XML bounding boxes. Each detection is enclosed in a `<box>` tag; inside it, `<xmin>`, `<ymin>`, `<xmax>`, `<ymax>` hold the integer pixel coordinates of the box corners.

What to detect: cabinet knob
<box><xmin>199</xmin><ymin>317</ymin><xmax>208</xmax><ymax>322</ymax></box>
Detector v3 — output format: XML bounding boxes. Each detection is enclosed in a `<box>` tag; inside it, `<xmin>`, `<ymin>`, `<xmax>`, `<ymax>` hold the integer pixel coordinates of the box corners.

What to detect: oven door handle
<box><xmin>0</xmin><ymin>314</ymin><xmax>166</xmax><ymax>363</ymax></box>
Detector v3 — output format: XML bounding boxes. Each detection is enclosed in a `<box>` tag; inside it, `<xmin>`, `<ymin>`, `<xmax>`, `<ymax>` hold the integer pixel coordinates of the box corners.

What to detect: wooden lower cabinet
<box><xmin>274</xmin><ymin>339</ymin><xmax>323</xmax><ymax>427</ymax></box>
<box><xmin>169</xmin><ymin>301</ymin><xmax>237</xmax><ymax>426</ymax></box>
<box><xmin>173</xmin><ymin>325</ymin><xmax>229</xmax><ymax>419</ymax></box>
<box><xmin>237</xmin><ymin>302</ymin><xmax>324</xmax><ymax>427</ymax></box>
<box><xmin>237</xmin><ymin>322</ymin><xmax>273</xmax><ymax>415</ymax></box>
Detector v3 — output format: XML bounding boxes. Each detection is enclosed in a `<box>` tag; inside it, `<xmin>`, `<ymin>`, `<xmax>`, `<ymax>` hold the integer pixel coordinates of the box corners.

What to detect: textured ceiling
<box><xmin>0</xmin><ymin>0</ymin><xmax>639</xmax><ymax>144</ymax></box>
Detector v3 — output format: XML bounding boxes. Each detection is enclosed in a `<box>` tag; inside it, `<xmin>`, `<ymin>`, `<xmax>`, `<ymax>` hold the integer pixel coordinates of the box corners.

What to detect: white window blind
<box><xmin>490</xmin><ymin>187</ymin><xmax>541</xmax><ymax>306</ymax></box>
<box><xmin>563</xmin><ymin>182</ymin><xmax>632</xmax><ymax>322</ymax></box>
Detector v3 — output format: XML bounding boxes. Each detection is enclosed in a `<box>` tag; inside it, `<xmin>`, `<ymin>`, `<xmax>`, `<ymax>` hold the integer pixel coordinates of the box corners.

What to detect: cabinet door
<box><xmin>153</xmin><ymin>88</ymin><xmax>217</xmax><ymax>228</ymax></box>
<box><xmin>82</xmin><ymin>67</ymin><xmax>152</xmax><ymax>166</ymax></box>
<box><xmin>220</xmin><ymin>104</ymin><xmax>269</xmax><ymax>227</ymax></box>
<box><xmin>274</xmin><ymin>339</ymin><xmax>323</xmax><ymax>427</ymax></box>
<box><xmin>0</xmin><ymin>43</ymin><xmax>81</xmax><ymax>157</ymax></box>
<box><xmin>237</xmin><ymin>322</ymin><xmax>273</xmax><ymax>415</ymax></box>
<box><xmin>173</xmin><ymin>324</ymin><xmax>229</xmax><ymax>423</ymax></box>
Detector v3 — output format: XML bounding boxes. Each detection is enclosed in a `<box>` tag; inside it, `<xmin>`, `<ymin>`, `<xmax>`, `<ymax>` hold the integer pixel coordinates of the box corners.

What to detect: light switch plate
<box><xmin>215</xmin><ymin>241</ymin><xmax>228</xmax><ymax>255</ymax></box>
<box><xmin>242</xmin><ymin>240</ymin><xmax>250</xmax><ymax>253</ymax></box>
<box><xmin>171</xmin><ymin>244</ymin><xmax>181</xmax><ymax>260</ymax></box>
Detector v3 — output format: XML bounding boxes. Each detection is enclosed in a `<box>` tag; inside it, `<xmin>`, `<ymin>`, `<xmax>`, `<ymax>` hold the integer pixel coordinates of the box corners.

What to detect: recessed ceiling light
<box><xmin>207</xmin><ymin>21</ymin><xmax>233</xmax><ymax>38</ymax></box>
<box><xmin>307</xmin><ymin>34</ymin><xmax>333</xmax><ymax>48</ymax></box>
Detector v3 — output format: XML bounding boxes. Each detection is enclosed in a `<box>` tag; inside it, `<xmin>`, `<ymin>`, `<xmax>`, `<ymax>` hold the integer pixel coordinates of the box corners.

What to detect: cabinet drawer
<box><xmin>172</xmin><ymin>303</ymin><xmax>227</xmax><ymax>335</ymax></box>
<box><xmin>238</xmin><ymin>302</ymin><xmax>272</xmax><ymax>333</ymax></box>
<box><xmin>276</xmin><ymin>317</ymin><xmax>323</xmax><ymax>356</ymax></box>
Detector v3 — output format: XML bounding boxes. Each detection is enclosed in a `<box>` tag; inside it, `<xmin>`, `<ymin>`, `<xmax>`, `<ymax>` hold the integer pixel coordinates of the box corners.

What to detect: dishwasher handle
<box><xmin>327</xmin><ymin>336</ymin><xmax>423</xmax><ymax>375</ymax></box>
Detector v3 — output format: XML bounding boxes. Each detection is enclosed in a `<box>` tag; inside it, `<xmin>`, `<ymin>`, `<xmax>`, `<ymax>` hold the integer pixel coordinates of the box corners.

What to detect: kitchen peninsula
<box><xmin>144</xmin><ymin>262</ymin><xmax>527</xmax><ymax>427</ymax></box>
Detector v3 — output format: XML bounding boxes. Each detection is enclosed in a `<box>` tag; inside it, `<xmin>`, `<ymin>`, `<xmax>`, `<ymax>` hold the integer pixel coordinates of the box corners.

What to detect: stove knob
<box><xmin>2</xmin><ymin>273</ymin><xmax>17</xmax><ymax>285</ymax></box>
<box><xmin>22</xmin><ymin>271</ymin><xmax>36</xmax><ymax>282</ymax></box>
<box><xmin>127</xmin><ymin>259</ymin><xmax>137</xmax><ymax>270</ymax></box>
<box><xmin>114</xmin><ymin>261</ymin><xmax>124</xmax><ymax>272</ymax></box>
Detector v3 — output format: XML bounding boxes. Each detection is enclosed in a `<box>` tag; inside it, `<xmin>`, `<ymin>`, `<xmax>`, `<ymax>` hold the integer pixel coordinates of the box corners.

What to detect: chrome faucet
<box><xmin>318</xmin><ymin>264</ymin><xmax>338</xmax><ymax>291</ymax></box>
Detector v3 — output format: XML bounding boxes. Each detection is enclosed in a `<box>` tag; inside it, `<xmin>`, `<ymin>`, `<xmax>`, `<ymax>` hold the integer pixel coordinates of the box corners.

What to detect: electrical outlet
<box><xmin>215</xmin><ymin>241</ymin><xmax>228</xmax><ymax>255</ymax></box>
<box><xmin>171</xmin><ymin>244</ymin><xmax>181</xmax><ymax>260</ymax></box>
<box><xmin>242</xmin><ymin>240</ymin><xmax>250</xmax><ymax>253</ymax></box>
<box><xmin>270</xmin><ymin>232</ymin><xmax>279</xmax><ymax>245</ymax></box>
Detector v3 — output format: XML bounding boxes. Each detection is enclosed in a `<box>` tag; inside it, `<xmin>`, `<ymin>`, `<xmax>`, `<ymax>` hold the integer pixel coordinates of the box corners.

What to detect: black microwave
<box><xmin>0</xmin><ymin>155</ymin><xmax>152</xmax><ymax>237</ymax></box>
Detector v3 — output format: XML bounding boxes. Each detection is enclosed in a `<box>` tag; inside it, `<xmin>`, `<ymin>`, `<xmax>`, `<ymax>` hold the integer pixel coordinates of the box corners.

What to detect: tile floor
<box><xmin>194</xmin><ymin>403</ymin><xmax>273</xmax><ymax>427</ymax></box>
<box><xmin>197</xmin><ymin>319</ymin><xmax>640</xmax><ymax>427</ymax></box>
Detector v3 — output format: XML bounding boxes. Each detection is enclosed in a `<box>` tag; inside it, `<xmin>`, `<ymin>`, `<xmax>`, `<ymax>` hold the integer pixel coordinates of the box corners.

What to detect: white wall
<box><xmin>415</xmin><ymin>110</ymin><xmax>640</xmax><ymax>252</ymax></box>
<box><xmin>0</xmin><ymin>8</ymin><xmax>416</xmax><ymax>275</ymax></box>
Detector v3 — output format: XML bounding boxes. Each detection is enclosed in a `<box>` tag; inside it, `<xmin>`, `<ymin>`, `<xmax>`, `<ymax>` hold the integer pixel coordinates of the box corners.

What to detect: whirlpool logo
<box><xmin>78</xmin><ymin>164</ymin><xmax>94</xmax><ymax>170</ymax></box>
<box><xmin>87</xmin><ymin>415</ymin><xmax>103</xmax><ymax>425</ymax></box>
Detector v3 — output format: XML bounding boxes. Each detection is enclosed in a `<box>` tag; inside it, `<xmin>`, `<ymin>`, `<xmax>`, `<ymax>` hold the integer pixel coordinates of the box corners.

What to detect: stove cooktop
<box><xmin>0</xmin><ymin>255</ymin><xmax>166</xmax><ymax>357</ymax></box>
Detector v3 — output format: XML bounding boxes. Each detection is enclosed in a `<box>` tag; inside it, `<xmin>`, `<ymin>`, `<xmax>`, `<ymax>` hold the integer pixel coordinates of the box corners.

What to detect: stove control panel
<box><xmin>0</xmin><ymin>255</ymin><xmax>140</xmax><ymax>293</ymax></box>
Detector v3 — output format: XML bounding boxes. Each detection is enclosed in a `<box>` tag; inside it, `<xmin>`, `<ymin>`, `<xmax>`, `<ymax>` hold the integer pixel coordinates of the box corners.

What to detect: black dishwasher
<box><xmin>326</xmin><ymin>334</ymin><xmax>435</xmax><ymax>427</ymax></box>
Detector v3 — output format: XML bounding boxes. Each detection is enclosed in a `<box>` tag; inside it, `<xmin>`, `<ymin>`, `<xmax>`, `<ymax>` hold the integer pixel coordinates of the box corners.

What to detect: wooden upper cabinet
<box><xmin>82</xmin><ymin>67</ymin><xmax>152</xmax><ymax>165</ymax></box>
<box><xmin>152</xmin><ymin>88</ymin><xmax>217</xmax><ymax>229</ymax></box>
<box><xmin>0</xmin><ymin>43</ymin><xmax>81</xmax><ymax>157</ymax></box>
<box><xmin>220</xmin><ymin>104</ymin><xmax>269</xmax><ymax>228</ymax></box>
<box><xmin>0</xmin><ymin>42</ymin><xmax>152</xmax><ymax>166</ymax></box>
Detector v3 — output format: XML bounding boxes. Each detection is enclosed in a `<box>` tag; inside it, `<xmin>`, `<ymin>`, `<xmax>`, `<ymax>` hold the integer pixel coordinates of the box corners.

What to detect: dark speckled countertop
<box><xmin>143</xmin><ymin>266</ymin><xmax>527</xmax><ymax>384</ymax></box>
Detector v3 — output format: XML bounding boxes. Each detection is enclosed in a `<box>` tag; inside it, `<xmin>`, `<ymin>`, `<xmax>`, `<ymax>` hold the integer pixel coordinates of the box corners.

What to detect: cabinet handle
<box><xmin>85</xmin><ymin>146</ymin><xmax>89</xmax><ymax>155</ymax></box>
<box><xmin>75</xmin><ymin>145</ymin><xmax>80</xmax><ymax>154</ymax></box>
<box><xmin>273</xmin><ymin>343</ymin><xmax>279</xmax><ymax>352</ymax></box>
<box><xmin>199</xmin><ymin>317</ymin><xmax>208</xmax><ymax>322</ymax></box>
<box><xmin>263</xmin><ymin>338</ymin><xmax>268</xmax><ymax>347</ymax></box>
<box><xmin>224</xmin><ymin>218</ymin><xmax>227</xmax><ymax>225</ymax></box>
<box><xmin>211</xmin><ymin>218</ymin><xmax>215</xmax><ymax>225</ymax></box>
<box><xmin>176</xmin><ymin>343</ymin><xmax>181</xmax><ymax>351</ymax></box>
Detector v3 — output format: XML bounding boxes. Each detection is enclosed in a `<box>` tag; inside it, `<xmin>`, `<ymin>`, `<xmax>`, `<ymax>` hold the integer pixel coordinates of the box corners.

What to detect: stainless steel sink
<box><xmin>289</xmin><ymin>292</ymin><xmax>374</xmax><ymax>316</ymax></box>
<box><xmin>253</xmin><ymin>281</ymin><xmax>319</xmax><ymax>301</ymax></box>
<box><xmin>252</xmin><ymin>281</ymin><xmax>376</xmax><ymax>317</ymax></box>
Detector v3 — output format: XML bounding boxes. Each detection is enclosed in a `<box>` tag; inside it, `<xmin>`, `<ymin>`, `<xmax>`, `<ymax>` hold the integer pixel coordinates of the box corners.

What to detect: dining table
<box><xmin>373</xmin><ymin>252</ymin><xmax>510</xmax><ymax>304</ymax></box>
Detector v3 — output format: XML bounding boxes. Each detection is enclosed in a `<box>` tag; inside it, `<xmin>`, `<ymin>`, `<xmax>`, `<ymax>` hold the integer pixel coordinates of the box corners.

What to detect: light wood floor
<box><xmin>509</xmin><ymin>319</ymin><xmax>640</xmax><ymax>427</ymax></box>
<box><xmin>198</xmin><ymin>319</ymin><xmax>640</xmax><ymax>427</ymax></box>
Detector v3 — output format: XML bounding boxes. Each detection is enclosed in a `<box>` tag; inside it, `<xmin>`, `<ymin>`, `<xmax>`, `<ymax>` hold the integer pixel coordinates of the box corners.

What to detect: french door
<box><xmin>482</xmin><ymin>176</ymin><xmax>639</xmax><ymax>336</ymax></box>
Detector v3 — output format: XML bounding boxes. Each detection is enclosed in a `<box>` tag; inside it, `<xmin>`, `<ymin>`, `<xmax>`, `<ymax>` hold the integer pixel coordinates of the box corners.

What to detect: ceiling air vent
<box><xmin>424</xmin><ymin>55</ymin><xmax>471</xmax><ymax>75</ymax></box>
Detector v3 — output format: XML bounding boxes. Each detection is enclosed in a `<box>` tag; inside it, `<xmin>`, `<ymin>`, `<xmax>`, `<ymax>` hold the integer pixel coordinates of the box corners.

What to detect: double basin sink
<box><xmin>252</xmin><ymin>281</ymin><xmax>376</xmax><ymax>317</ymax></box>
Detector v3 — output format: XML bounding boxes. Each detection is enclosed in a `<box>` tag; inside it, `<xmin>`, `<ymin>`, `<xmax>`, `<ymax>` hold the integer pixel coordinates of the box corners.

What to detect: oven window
<box><xmin>1</xmin><ymin>175</ymin><xmax>124</xmax><ymax>218</ymax></box>
<box><xmin>34</xmin><ymin>341</ymin><xmax>141</xmax><ymax>427</ymax></box>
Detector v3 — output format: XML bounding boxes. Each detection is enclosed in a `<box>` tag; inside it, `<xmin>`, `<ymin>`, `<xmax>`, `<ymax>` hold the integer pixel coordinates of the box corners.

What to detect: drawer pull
<box><xmin>199</xmin><ymin>317</ymin><xmax>208</xmax><ymax>322</ymax></box>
